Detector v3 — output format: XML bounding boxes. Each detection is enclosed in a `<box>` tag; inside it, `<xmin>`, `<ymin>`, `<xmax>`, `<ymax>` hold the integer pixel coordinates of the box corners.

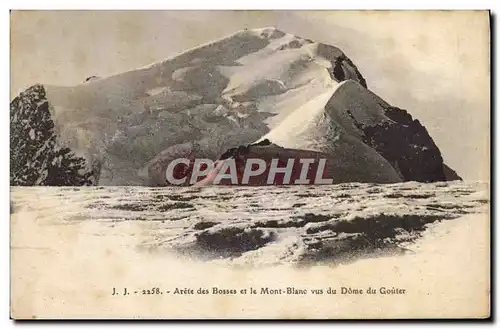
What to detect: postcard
<box><xmin>10</xmin><ymin>10</ymin><xmax>490</xmax><ymax>319</ymax></box>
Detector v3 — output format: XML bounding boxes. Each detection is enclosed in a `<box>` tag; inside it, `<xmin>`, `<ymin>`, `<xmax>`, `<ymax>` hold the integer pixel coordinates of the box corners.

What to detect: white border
<box><xmin>4</xmin><ymin>1</ymin><xmax>498</xmax><ymax>10</ymax></box>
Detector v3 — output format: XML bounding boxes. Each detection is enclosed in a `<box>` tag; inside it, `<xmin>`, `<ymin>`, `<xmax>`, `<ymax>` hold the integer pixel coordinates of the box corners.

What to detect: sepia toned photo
<box><xmin>10</xmin><ymin>10</ymin><xmax>490</xmax><ymax>319</ymax></box>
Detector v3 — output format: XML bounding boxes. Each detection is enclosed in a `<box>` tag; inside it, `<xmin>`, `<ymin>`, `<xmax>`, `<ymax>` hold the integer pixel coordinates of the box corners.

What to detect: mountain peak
<box><xmin>243</xmin><ymin>26</ymin><xmax>287</xmax><ymax>38</ymax></box>
<box><xmin>10</xmin><ymin>29</ymin><xmax>459</xmax><ymax>185</ymax></box>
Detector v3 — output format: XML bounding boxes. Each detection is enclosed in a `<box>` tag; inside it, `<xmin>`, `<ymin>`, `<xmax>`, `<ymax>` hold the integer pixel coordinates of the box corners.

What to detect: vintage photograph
<box><xmin>10</xmin><ymin>10</ymin><xmax>490</xmax><ymax>319</ymax></box>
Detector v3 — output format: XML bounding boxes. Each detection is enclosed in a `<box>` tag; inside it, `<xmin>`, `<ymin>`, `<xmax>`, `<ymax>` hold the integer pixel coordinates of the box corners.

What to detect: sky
<box><xmin>10</xmin><ymin>10</ymin><xmax>490</xmax><ymax>180</ymax></box>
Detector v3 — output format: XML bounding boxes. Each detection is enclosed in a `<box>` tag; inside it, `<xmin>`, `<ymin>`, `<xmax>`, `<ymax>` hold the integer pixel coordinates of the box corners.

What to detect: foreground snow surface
<box><xmin>11</xmin><ymin>181</ymin><xmax>488</xmax><ymax>266</ymax></box>
<box><xmin>10</xmin><ymin>181</ymin><xmax>490</xmax><ymax>318</ymax></box>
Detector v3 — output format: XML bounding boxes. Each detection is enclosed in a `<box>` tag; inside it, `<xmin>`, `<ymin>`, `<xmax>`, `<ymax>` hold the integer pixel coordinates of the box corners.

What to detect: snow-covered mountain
<box><xmin>10</xmin><ymin>27</ymin><xmax>460</xmax><ymax>186</ymax></box>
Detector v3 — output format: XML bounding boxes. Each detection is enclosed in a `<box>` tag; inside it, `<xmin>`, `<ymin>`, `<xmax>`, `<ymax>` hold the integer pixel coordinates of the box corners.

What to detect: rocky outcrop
<box><xmin>350</xmin><ymin>105</ymin><xmax>449</xmax><ymax>182</ymax></box>
<box><xmin>10</xmin><ymin>85</ymin><xmax>96</xmax><ymax>186</ymax></box>
<box><xmin>443</xmin><ymin>164</ymin><xmax>462</xmax><ymax>181</ymax></box>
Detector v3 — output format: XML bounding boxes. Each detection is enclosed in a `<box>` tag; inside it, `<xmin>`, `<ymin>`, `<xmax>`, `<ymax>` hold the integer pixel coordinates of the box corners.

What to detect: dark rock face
<box><xmin>332</xmin><ymin>54</ymin><xmax>368</xmax><ymax>89</ymax></box>
<box><xmin>443</xmin><ymin>164</ymin><xmax>462</xmax><ymax>181</ymax></box>
<box><xmin>195</xmin><ymin>227</ymin><xmax>275</xmax><ymax>256</ymax></box>
<box><xmin>348</xmin><ymin>105</ymin><xmax>453</xmax><ymax>182</ymax></box>
<box><xmin>10</xmin><ymin>85</ymin><xmax>95</xmax><ymax>186</ymax></box>
<box><xmin>84</xmin><ymin>76</ymin><xmax>101</xmax><ymax>82</ymax></box>
<box><xmin>315</xmin><ymin>79</ymin><xmax>460</xmax><ymax>183</ymax></box>
<box><xmin>316</xmin><ymin>44</ymin><xmax>367</xmax><ymax>88</ymax></box>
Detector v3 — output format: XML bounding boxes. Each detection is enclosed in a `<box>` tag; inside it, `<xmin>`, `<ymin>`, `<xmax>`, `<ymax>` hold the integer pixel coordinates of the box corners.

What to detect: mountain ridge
<box><xmin>10</xmin><ymin>27</ymin><xmax>460</xmax><ymax>185</ymax></box>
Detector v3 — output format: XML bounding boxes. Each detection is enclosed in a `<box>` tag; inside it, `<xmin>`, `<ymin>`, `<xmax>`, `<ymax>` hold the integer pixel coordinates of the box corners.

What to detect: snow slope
<box><xmin>10</xmin><ymin>27</ymin><xmax>457</xmax><ymax>186</ymax></box>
